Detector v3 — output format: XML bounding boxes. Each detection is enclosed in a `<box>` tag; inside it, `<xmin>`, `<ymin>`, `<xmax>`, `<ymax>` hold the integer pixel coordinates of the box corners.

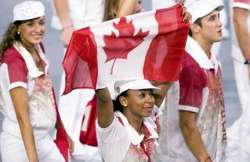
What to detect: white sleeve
<box><xmin>152</xmin><ymin>0</ymin><xmax>176</xmax><ymax>9</ymax></box>
<box><xmin>96</xmin><ymin>117</ymin><xmax>131</xmax><ymax>162</ymax></box>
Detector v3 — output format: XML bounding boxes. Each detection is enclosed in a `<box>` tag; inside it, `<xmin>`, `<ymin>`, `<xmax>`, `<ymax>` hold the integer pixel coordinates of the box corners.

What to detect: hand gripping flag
<box><xmin>63</xmin><ymin>4</ymin><xmax>189</xmax><ymax>94</ymax></box>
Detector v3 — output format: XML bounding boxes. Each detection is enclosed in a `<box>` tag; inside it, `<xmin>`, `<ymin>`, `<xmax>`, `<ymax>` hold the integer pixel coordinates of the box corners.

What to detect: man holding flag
<box><xmin>158</xmin><ymin>0</ymin><xmax>227</xmax><ymax>162</ymax></box>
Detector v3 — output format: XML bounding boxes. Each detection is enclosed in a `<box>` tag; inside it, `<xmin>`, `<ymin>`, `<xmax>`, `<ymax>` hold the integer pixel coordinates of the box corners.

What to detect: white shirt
<box><xmin>51</xmin><ymin>0</ymin><xmax>104</xmax><ymax>30</ymax></box>
<box><xmin>97</xmin><ymin>112</ymin><xmax>158</xmax><ymax>162</ymax></box>
<box><xmin>152</xmin><ymin>0</ymin><xmax>176</xmax><ymax>9</ymax></box>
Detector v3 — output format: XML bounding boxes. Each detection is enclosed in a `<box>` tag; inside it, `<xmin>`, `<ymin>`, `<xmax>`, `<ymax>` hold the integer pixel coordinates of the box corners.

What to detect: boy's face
<box><xmin>199</xmin><ymin>10</ymin><xmax>223</xmax><ymax>43</ymax></box>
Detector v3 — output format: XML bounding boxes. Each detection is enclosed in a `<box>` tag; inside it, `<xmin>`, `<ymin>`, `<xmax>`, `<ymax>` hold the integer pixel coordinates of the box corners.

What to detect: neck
<box><xmin>124</xmin><ymin>111</ymin><xmax>144</xmax><ymax>134</ymax></box>
<box><xmin>193</xmin><ymin>35</ymin><xmax>212</xmax><ymax>58</ymax></box>
<box><xmin>19</xmin><ymin>40</ymin><xmax>36</xmax><ymax>54</ymax></box>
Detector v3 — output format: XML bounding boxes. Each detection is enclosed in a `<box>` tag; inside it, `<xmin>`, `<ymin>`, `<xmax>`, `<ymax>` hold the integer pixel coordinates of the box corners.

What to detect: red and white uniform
<box><xmin>158</xmin><ymin>37</ymin><xmax>227</xmax><ymax>162</ymax></box>
<box><xmin>97</xmin><ymin>111</ymin><xmax>159</xmax><ymax>162</ymax></box>
<box><xmin>0</xmin><ymin>43</ymin><xmax>65</xmax><ymax>162</ymax></box>
<box><xmin>227</xmin><ymin>0</ymin><xmax>250</xmax><ymax>161</ymax></box>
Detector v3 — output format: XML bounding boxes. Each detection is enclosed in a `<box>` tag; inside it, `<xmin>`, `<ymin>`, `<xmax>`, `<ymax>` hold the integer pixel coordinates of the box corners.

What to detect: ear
<box><xmin>190</xmin><ymin>23</ymin><xmax>201</xmax><ymax>34</ymax></box>
<box><xmin>119</xmin><ymin>96</ymin><xmax>128</xmax><ymax>108</ymax></box>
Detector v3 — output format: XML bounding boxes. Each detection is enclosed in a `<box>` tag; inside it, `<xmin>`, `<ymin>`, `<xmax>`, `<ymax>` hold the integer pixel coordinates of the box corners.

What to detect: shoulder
<box><xmin>2</xmin><ymin>46</ymin><xmax>26</xmax><ymax>65</ymax></box>
<box><xmin>179</xmin><ymin>52</ymin><xmax>207</xmax><ymax>88</ymax></box>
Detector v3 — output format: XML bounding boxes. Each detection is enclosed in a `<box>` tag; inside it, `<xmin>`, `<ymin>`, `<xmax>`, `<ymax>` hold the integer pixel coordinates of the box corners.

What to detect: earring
<box><xmin>17</xmin><ymin>31</ymin><xmax>20</xmax><ymax>35</ymax></box>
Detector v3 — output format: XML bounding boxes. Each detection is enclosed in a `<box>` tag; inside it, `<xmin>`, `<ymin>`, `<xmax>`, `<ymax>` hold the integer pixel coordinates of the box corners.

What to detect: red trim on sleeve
<box><xmin>179</xmin><ymin>53</ymin><xmax>207</xmax><ymax>109</ymax></box>
<box><xmin>3</xmin><ymin>47</ymin><xmax>28</xmax><ymax>84</ymax></box>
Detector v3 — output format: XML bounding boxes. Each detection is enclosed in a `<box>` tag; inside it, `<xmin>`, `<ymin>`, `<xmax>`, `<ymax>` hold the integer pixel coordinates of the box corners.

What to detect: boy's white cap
<box><xmin>13</xmin><ymin>1</ymin><xmax>45</xmax><ymax>22</ymax></box>
<box><xmin>186</xmin><ymin>0</ymin><xmax>224</xmax><ymax>23</ymax></box>
<box><xmin>114</xmin><ymin>79</ymin><xmax>159</xmax><ymax>99</ymax></box>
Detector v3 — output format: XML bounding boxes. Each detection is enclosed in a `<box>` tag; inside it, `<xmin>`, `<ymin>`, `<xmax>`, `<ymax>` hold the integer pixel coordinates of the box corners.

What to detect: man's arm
<box><xmin>179</xmin><ymin>111</ymin><xmax>211</xmax><ymax>162</ymax></box>
<box><xmin>53</xmin><ymin>0</ymin><xmax>73</xmax><ymax>46</ymax></box>
<box><xmin>233</xmin><ymin>7</ymin><xmax>250</xmax><ymax>60</ymax></box>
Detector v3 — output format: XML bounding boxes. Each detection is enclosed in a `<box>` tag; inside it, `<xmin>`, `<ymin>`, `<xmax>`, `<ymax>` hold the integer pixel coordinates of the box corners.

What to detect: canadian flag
<box><xmin>63</xmin><ymin>4</ymin><xmax>189</xmax><ymax>94</ymax></box>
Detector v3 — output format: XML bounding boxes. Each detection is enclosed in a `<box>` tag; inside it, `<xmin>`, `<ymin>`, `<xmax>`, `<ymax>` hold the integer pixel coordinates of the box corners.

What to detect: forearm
<box><xmin>96</xmin><ymin>88</ymin><xmax>114</xmax><ymax>128</ymax></box>
<box><xmin>233</xmin><ymin>8</ymin><xmax>250</xmax><ymax>60</ymax></box>
<box><xmin>179</xmin><ymin>111</ymin><xmax>209</xmax><ymax>162</ymax></box>
<box><xmin>53</xmin><ymin>0</ymin><xmax>72</xmax><ymax>28</ymax></box>
<box><xmin>10</xmin><ymin>88</ymin><xmax>38</xmax><ymax>162</ymax></box>
<box><xmin>18</xmin><ymin>118</ymin><xmax>39</xmax><ymax>162</ymax></box>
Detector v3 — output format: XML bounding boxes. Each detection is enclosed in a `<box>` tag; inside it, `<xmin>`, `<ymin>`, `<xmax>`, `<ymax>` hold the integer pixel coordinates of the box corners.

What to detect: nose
<box><xmin>146</xmin><ymin>93</ymin><xmax>154</xmax><ymax>104</ymax></box>
<box><xmin>34</xmin><ymin>23</ymin><xmax>45</xmax><ymax>33</ymax></box>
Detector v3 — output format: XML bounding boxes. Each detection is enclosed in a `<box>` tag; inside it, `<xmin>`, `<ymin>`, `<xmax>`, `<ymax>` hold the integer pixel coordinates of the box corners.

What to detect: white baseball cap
<box><xmin>13</xmin><ymin>1</ymin><xmax>45</xmax><ymax>22</ymax></box>
<box><xmin>114</xmin><ymin>79</ymin><xmax>159</xmax><ymax>99</ymax></box>
<box><xmin>186</xmin><ymin>0</ymin><xmax>224</xmax><ymax>23</ymax></box>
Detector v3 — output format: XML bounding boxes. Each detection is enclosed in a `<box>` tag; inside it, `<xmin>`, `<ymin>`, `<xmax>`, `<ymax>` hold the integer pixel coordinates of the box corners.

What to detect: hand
<box><xmin>201</xmin><ymin>156</ymin><xmax>212</xmax><ymax>162</ymax></box>
<box><xmin>67</xmin><ymin>135</ymin><xmax>74</xmax><ymax>154</ymax></box>
<box><xmin>182</xmin><ymin>6</ymin><xmax>192</xmax><ymax>23</ymax></box>
<box><xmin>60</xmin><ymin>26</ymin><xmax>74</xmax><ymax>47</ymax></box>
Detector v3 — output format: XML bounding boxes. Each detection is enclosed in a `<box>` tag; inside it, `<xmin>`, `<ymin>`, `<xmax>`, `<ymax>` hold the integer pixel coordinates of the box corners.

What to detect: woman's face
<box><xmin>18</xmin><ymin>16</ymin><xmax>45</xmax><ymax>47</ymax></box>
<box><xmin>124</xmin><ymin>89</ymin><xmax>155</xmax><ymax>118</ymax></box>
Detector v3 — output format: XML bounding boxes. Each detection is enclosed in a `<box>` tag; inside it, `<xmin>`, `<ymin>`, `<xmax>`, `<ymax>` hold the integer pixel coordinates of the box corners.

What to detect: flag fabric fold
<box><xmin>63</xmin><ymin>4</ymin><xmax>189</xmax><ymax>94</ymax></box>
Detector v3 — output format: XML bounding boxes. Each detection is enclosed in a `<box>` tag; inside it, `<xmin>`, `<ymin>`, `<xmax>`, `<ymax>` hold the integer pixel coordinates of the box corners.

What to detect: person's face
<box><xmin>199</xmin><ymin>10</ymin><xmax>222</xmax><ymax>43</ymax></box>
<box><xmin>18</xmin><ymin>16</ymin><xmax>45</xmax><ymax>47</ymax></box>
<box><xmin>122</xmin><ymin>89</ymin><xmax>155</xmax><ymax>118</ymax></box>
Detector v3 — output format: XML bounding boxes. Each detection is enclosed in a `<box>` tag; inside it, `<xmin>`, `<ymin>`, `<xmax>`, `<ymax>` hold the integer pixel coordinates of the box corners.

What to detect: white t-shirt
<box><xmin>152</xmin><ymin>0</ymin><xmax>176</xmax><ymax>9</ymax></box>
<box><xmin>97</xmin><ymin>111</ymin><xmax>159</xmax><ymax>162</ymax></box>
<box><xmin>51</xmin><ymin>0</ymin><xmax>104</xmax><ymax>30</ymax></box>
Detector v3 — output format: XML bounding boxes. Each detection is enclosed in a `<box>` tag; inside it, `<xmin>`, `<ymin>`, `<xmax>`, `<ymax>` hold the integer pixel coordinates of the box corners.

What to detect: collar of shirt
<box><xmin>115</xmin><ymin>112</ymin><xmax>158</xmax><ymax>146</ymax></box>
<box><xmin>13</xmin><ymin>42</ymin><xmax>49</xmax><ymax>79</ymax></box>
<box><xmin>185</xmin><ymin>36</ymin><xmax>220</xmax><ymax>72</ymax></box>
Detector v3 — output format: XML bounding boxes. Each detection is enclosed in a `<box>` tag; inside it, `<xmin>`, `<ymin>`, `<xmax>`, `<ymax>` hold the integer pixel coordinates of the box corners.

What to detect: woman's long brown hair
<box><xmin>103</xmin><ymin>0</ymin><xmax>120</xmax><ymax>21</ymax></box>
<box><xmin>0</xmin><ymin>21</ymin><xmax>21</xmax><ymax>63</ymax></box>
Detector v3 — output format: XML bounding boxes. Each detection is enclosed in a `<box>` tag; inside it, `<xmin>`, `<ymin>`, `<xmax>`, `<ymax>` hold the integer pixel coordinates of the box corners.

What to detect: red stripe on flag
<box><xmin>63</xmin><ymin>27</ymin><xmax>98</xmax><ymax>94</ymax></box>
<box><xmin>144</xmin><ymin>4</ymin><xmax>189</xmax><ymax>82</ymax></box>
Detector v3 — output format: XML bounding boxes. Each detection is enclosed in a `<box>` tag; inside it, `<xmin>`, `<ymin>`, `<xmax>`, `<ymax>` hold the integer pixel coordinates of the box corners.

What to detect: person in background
<box><xmin>51</xmin><ymin>0</ymin><xmax>104</xmax><ymax>161</ymax></box>
<box><xmin>0</xmin><ymin>1</ymin><xmax>72</xmax><ymax>162</ymax></box>
<box><xmin>96</xmin><ymin>79</ymin><xmax>169</xmax><ymax>162</ymax></box>
<box><xmin>158</xmin><ymin>0</ymin><xmax>227</xmax><ymax>161</ymax></box>
<box><xmin>103</xmin><ymin>0</ymin><xmax>142</xmax><ymax>21</ymax></box>
<box><xmin>226</xmin><ymin>0</ymin><xmax>250</xmax><ymax>161</ymax></box>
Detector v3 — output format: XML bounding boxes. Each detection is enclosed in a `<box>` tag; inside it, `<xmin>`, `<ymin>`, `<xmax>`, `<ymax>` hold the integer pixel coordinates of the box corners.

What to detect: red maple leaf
<box><xmin>103</xmin><ymin>17</ymin><xmax>149</xmax><ymax>74</ymax></box>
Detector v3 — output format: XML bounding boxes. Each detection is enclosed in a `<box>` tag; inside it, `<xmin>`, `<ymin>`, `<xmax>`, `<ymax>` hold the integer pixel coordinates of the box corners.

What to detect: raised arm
<box><xmin>10</xmin><ymin>87</ymin><xmax>39</xmax><ymax>162</ymax></box>
<box><xmin>96</xmin><ymin>88</ymin><xmax>114</xmax><ymax>128</ymax></box>
<box><xmin>53</xmin><ymin>0</ymin><xmax>73</xmax><ymax>46</ymax></box>
<box><xmin>179</xmin><ymin>111</ymin><xmax>211</xmax><ymax>162</ymax></box>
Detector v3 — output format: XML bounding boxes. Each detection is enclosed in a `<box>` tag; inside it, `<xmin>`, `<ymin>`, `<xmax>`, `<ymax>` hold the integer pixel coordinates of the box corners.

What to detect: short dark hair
<box><xmin>189</xmin><ymin>17</ymin><xmax>203</xmax><ymax>37</ymax></box>
<box><xmin>113</xmin><ymin>90</ymin><xmax>129</xmax><ymax>112</ymax></box>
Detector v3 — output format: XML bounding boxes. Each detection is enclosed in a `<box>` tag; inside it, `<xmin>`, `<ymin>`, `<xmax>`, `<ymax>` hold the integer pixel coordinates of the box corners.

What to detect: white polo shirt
<box><xmin>0</xmin><ymin>42</ymin><xmax>56</xmax><ymax>138</ymax></box>
<box><xmin>158</xmin><ymin>37</ymin><xmax>226</xmax><ymax>162</ymax></box>
<box><xmin>97</xmin><ymin>111</ymin><xmax>159</xmax><ymax>162</ymax></box>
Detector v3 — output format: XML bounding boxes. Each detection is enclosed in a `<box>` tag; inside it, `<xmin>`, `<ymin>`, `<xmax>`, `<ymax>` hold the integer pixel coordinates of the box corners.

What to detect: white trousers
<box><xmin>1</xmin><ymin>131</ymin><xmax>64</xmax><ymax>162</ymax></box>
<box><xmin>226</xmin><ymin>59</ymin><xmax>250</xmax><ymax>161</ymax></box>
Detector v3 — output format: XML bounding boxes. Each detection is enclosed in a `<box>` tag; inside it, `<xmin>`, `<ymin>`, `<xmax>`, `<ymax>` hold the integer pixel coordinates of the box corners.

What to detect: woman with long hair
<box><xmin>0</xmin><ymin>1</ymin><xmax>72</xmax><ymax>162</ymax></box>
